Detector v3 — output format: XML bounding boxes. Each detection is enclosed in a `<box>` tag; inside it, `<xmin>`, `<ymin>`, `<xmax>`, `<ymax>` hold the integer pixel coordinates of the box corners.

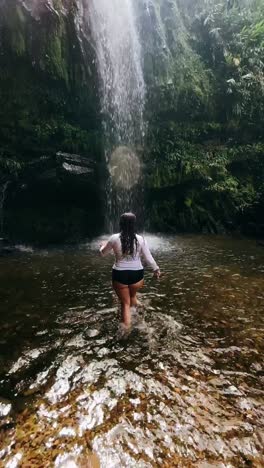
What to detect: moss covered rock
<box><xmin>0</xmin><ymin>0</ymin><xmax>105</xmax><ymax>241</ymax></box>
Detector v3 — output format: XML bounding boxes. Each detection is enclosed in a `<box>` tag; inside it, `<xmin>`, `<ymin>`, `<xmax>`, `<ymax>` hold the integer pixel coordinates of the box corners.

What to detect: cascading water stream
<box><xmin>18</xmin><ymin>0</ymin><xmax>147</xmax><ymax>232</ymax></box>
<box><xmin>88</xmin><ymin>0</ymin><xmax>146</xmax><ymax>230</ymax></box>
<box><xmin>0</xmin><ymin>181</ymin><xmax>10</xmax><ymax>236</ymax></box>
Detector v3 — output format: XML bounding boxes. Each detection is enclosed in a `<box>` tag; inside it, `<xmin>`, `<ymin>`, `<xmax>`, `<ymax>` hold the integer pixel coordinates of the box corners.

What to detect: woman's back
<box><xmin>103</xmin><ymin>233</ymin><xmax>159</xmax><ymax>272</ymax></box>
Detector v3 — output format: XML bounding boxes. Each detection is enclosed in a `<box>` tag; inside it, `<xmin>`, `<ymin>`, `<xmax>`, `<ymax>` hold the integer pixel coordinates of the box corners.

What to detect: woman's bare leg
<box><xmin>113</xmin><ymin>282</ymin><xmax>131</xmax><ymax>327</ymax></box>
<box><xmin>129</xmin><ymin>279</ymin><xmax>144</xmax><ymax>307</ymax></box>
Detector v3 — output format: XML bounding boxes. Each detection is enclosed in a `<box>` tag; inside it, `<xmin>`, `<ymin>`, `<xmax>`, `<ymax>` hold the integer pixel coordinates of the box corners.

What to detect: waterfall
<box><xmin>88</xmin><ymin>0</ymin><xmax>146</xmax><ymax>230</ymax></box>
<box><xmin>0</xmin><ymin>181</ymin><xmax>10</xmax><ymax>236</ymax></box>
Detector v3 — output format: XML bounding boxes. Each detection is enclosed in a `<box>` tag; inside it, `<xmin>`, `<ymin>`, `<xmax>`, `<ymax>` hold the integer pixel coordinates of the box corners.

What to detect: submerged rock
<box><xmin>0</xmin><ymin>398</ymin><xmax>12</xmax><ymax>418</ymax></box>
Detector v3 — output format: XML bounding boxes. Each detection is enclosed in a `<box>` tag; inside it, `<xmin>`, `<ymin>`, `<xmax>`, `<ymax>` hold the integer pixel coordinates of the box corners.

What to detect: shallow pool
<box><xmin>0</xmin><ymin>235</ymin><xmax>263</xmax><ymax>467</ymax></box>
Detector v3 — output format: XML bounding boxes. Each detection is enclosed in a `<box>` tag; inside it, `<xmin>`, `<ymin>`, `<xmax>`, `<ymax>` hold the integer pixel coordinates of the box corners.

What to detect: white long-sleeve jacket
<box><xmin>100</xmin><ymin>233</ymin><xmax>159</xmax><ymax>271</ymax></box>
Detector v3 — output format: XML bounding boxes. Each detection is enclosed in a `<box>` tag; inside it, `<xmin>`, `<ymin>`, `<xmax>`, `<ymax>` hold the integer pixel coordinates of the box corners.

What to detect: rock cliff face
<box><xmin>137</xmin><ymin>0</ymin><xmax>211</xmax><ymax>115</ymax></box>
<box><xmin>0</xmin><ymin>0</ymin><xmax>104</xmax><ymax>241</ymax></box>
<box><xmin>0</xmin><ymin>0</ymin><xmax>263</xmax><ymax>241</ymax></box>
<box><xmin>139</xmin><ymin>0</ymin><xmax>264</xmax><ymax>236</ymax></box>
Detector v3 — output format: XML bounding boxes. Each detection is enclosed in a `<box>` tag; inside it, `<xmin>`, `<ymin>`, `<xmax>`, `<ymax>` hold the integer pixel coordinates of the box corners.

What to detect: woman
<box><xmin>100</xmin><ymin>213</ymin><xmax>161</xmax><ymax>328</ymax></box>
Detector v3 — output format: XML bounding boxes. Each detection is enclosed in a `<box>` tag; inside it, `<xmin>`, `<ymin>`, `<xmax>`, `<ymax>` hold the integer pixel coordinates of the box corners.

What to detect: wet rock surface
<box><xmin>0</xmin><ymin>235</ymin><xmax>263</xmax><ymax>467</ymax></box>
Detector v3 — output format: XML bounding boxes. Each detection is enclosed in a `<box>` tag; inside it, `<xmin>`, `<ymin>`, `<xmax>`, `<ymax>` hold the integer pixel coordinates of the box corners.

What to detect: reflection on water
<box><xmin>0</xmin><ymin>235</ymin><xmax>263</xmax><ymax>467</ymax></box>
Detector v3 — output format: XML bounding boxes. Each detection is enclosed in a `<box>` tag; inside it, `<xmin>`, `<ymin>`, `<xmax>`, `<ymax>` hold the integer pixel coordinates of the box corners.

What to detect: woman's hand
<box><xmin>153</xmin><ymin>269</ymin><xmax>161</xmax><ymax>279</ymax></box>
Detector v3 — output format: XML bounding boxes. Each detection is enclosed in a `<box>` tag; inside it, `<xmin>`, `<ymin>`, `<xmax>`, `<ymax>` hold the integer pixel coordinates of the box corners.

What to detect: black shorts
<box><xmin>112</xmin><ymin>269</ymin><xmax>144</xmax><ymax>286</ymax></box>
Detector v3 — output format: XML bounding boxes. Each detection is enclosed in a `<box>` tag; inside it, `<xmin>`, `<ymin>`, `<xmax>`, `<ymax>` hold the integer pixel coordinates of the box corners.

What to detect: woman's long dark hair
<box><xmin>120</xmin><ymin>212</ymin><xmax>138</xmax><ymax>256</ymax></box>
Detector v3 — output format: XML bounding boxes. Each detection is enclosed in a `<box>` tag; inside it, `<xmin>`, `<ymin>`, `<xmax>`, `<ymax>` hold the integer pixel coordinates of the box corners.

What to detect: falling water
<box><xmin>0</xmin><ymin>181</ymin><xmax>10</xmax><ymax>236</ymax></box>
<box><xmin>88</xmin><ymin>0</ymin><xmax>146</xmax><ymax>230</ymax></box>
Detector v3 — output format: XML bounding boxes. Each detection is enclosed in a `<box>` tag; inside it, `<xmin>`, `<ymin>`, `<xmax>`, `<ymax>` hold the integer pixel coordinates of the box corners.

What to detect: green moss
<box><xmin>11</xmin><ymin>30</ymin><xmax>26</xmax><ymax>56</ymax></box>
<box><xmin>44</xmin><ymin>33</ymin><xmax>69</xmax><ymax>83</ymax></box>
<box><xmin>53</xmin><ymin>0</ymin><xmax>64</xmax><ymax>10</ymax></box>
<box><xmin>4</xmin><ymin>5</ymin><xmax>27</xmax><ymax>56</ymax></box>
<box><xmin>145</xmin><ymin>117</ymin><xmax>264</xmax><ymax>233</ymax></box>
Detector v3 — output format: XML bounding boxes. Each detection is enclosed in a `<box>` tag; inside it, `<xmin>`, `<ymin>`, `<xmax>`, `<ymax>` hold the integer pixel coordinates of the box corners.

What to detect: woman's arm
<box><xmin>99</xmin><ymin>237</ymin><xmax>114</xmax><ymax>256</ymax></box>
<box><xmin>141</xmin><ymin>238</ymin><xmax>160</xmax><ymax>274</ymax></box>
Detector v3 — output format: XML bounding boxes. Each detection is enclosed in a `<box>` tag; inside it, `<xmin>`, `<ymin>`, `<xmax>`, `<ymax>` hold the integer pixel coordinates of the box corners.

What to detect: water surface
<box><xmin>0</xmin><ymin>235</ymin><xmax>263</xmax><ymax>467</ymax></box>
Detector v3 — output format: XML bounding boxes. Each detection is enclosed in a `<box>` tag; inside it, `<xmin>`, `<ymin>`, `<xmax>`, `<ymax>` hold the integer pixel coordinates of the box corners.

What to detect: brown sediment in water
<box><xmin>0</xmin><ymin>235</ymin><xmax>263</xmax><ymax>467</ymax></box>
